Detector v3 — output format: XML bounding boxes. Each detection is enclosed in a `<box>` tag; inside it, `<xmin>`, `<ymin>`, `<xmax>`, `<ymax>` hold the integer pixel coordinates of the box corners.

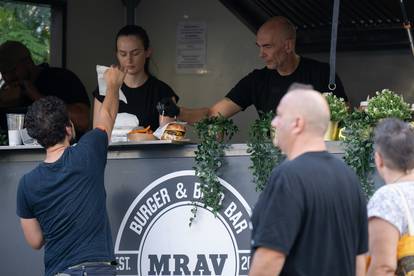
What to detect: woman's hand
<box><xmin>156</xmin><ymin>97</ymin><xmax>180</xmax><ymax>117</ymax></box>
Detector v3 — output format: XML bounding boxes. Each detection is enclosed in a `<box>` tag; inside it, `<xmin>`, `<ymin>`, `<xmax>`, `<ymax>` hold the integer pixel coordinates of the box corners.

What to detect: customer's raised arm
<box><xmin>93</xmin><ymin>66</ymin><xmax>126</xmax><ymax>140</ymax></box>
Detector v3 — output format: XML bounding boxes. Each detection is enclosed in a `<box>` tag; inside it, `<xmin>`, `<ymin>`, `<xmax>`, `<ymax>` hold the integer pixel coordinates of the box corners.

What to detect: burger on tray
<box><xmin>154</xmin><ymin>122</ymin><xmax>187</xmax><ymax>141</ymax></box>
<box><xmin>161</xmin><ymin>123</ymin><xmax>186</xmax><ymax>141</ymax></box>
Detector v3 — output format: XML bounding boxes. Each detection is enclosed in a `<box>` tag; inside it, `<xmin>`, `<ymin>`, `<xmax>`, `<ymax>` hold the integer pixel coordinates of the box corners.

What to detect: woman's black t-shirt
<box><xmin>93</xmin><ymin>76</ymin><xmax>179</xmax><ymax>131</ymax></box>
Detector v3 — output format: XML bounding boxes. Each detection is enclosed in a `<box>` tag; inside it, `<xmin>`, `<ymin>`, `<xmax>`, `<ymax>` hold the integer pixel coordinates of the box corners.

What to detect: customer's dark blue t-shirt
<box><xmin>16</xmin><ymin>129</ymin><xmax>114</xmax><ymax>276</ymax></box>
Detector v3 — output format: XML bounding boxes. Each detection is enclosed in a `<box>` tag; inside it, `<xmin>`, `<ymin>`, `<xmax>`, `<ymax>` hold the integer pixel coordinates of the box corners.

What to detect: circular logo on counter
<box><xmin>114</xmin><ymin>170</ymin><xmax>252</xmax><ymax>276</ymax></box>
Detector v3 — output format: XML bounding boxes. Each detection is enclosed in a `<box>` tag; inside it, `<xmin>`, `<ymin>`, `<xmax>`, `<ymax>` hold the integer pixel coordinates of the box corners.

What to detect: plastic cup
<box><xmin>6</xmin><ymin>114</ymin><xmax>25</xmax><ymax>146</ymax></box>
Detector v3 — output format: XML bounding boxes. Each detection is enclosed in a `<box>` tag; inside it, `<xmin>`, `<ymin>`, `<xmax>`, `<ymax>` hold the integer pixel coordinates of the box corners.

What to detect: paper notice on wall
<box><xmin>176</xmin><ymin>21</ymin><xmax>207</xmax><ymax>74</ymax></box>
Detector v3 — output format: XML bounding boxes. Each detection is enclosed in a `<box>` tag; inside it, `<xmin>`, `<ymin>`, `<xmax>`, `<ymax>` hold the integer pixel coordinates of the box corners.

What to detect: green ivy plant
<box><xmin>0</xmin><ymin>129</ymin><xmax>7</xmax><ymax>145</ymax></box>
<box><xmin>192</xmin><ymin>115</ymin><xmax>238</xmax><ymax>225</ymax></box>
<box><xmin>366</xmin><ymin>89</ymin><xmax>411</xmax><ymax>121</ymax></box>
<box><xmin>343</xmin><ymin>89</ymin><xmax>411</xmax><ymax>197</ymax></box>
<box><xmin>324</xmin><ymin>92</ymin><xmax>348</xmax><ymax>122</ymax></box>
<box><xmin>247</xmin><ymin>111</ymin><xmax>284</xmax><ymax>191</ymax></box>
<box><xmin>342</xmin><ymin>111</ymin><xmax>376</xmax><ymax>197</ymax></box>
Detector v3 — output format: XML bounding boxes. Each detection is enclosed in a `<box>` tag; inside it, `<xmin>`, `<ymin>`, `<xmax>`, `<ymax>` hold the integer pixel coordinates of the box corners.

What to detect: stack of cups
<box><xmin>6</xmin><ymin>113</ymin><xmax>25</xmax><ymax>146</ymax></box>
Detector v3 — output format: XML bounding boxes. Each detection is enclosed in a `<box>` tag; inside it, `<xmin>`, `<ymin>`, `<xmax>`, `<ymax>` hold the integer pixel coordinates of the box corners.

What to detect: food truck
<box><xmin>0</xmin><ymin>0</ymin><xmax>413</xmax><ymax>275</ymax></box>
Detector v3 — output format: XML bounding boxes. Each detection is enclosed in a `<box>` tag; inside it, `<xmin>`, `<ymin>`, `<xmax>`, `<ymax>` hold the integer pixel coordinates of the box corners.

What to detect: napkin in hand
<box><xmin>96</xmin><ymin>65</ymin><xmax>128</xmax><ymax>103</ymax></box>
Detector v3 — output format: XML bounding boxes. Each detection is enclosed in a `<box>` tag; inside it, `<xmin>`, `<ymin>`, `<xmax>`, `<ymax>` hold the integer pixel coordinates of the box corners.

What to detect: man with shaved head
<box><xmin>157</xmin><ymin>16</ymin><xmax>347</xmax><ymax>124</ymax></box>
<box><xmin>249</xmin><ymin>84</ymin><xmax>368</xmax><ymax>276</ymax></box>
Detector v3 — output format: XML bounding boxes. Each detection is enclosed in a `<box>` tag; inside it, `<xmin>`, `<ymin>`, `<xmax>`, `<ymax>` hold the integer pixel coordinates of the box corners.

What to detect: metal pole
<box><xmin>399</xmin><ymin>0</ymin><xmax>414</xmax><ymax>56</ymax></box>
<box><xmin>329</xmin><ymin>0</ymin><xmax>340</xmax><ymax>91</ymax></box>
<box><xmin>122</xmin><ymin>0</ymin><xmax>141</xmax><ymax>25</ymax></box>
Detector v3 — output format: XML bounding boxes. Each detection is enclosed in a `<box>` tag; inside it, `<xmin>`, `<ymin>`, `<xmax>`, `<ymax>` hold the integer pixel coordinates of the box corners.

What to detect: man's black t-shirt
<box><xmin>93</xmin><ymin>76</ymin><xmax>178</xmax><ymax>131</ymax></box>
<box><xmin>251</xmin><ymin>151</ymin><xmax>368</xmax><ymax>276</ymax></box>
<box><xmin>0</xmin><ymin>64</ymin><xmax>90</xmax><ymax>131</ymax></box>
<box><xmin>226</xmin><ymin>57</ymin><xmax>347</xmax><ymax>114</ymax></box>
<box><xmin>35</xmin><ymin>63</ymin><xmax>90</xmax><ymax>106</ymax></box>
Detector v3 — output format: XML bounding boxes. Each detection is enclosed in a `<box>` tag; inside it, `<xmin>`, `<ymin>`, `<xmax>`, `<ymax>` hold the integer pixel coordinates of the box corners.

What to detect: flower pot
<box><xmin>324</xmin><ymin>121</ymin><xmax>339</xmax><ymax>141</ymax></box>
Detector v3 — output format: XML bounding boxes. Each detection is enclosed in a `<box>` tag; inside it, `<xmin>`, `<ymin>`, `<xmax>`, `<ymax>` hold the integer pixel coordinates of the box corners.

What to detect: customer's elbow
<box><xmin>29</xmin><ymin>238</ymin><xmax>44</xmax><ymax>250</ymax></box>
<box><xmin>370</xmin><ymin>263</ymin><xmax>396</xmax><ymax>276</ymax></box>
<box><xmin>21</xmin><ymin>218</ymin><xmax>45</xmax><ymax>250</ymax></box>
<box><xmin>28</xmin><ymin>241</ymin><xmax>43</xmax><ymax>250</ymax></box>
<box><xmin>31</xmin><ymin>243</ymin><xmax>43</xmax><ymax>250</ymax></box>
<box><xmin>24</xmin><ymin>234</ymin><xmax>45</xmax><ymax>250</ymax></box>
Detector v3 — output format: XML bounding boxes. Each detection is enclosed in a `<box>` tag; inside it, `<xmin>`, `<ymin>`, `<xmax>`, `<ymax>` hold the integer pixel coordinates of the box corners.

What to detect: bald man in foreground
<box><xmin>249</xmin><ymin>85</ymin><xmax>368</xmax><ymax>276</ymax></box>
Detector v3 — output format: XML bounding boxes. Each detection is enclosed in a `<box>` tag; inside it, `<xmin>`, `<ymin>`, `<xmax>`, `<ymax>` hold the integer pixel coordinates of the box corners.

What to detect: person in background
<box><xmin>16</xmin><ymin>66</ymin><xmax>125</xmax><ymax>276</ymax></box>
<box><xmin>157</xmin><ymin>16</ymin><xmax>347</xmax><ymax>124</ymax></box>
<box><xmin>93</xmin><ymin>25</ymin><xmax>179</xmax><ymax>132</ymax></box>
<box><xmin>0</xmin><ymin>40</ymin><xmax>90</xmax><ymax>138</ymax></box>
<box><xmin>367</xmin><ymin>118</ymin><xmax>414</xmax><ymax>276</ymax></box>
<box><xmin>249</xmin><ymin>84</ymin><xmax>367</xmax><ymax>276</ymax></box>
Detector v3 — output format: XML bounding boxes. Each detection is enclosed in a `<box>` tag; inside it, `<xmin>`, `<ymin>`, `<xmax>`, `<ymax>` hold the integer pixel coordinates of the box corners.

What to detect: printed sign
<box><xmin>115</xmin><ymin>170</ymin><xmax>252</xmax><ymax>276</ymax></box>
<box><xmin>176</xmin><ymin>21</ymin><xmax>207</xmax><ymax>74</ymax></box>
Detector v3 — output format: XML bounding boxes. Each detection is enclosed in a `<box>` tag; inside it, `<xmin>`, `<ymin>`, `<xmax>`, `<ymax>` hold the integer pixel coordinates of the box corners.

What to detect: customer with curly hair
<box><xmin>24</xmin><ymin>96</ymin><xmax>75</xmax><ymax>148</ymax></box>
<box><xmin>367</xmin><ymin>118</ymin><xmax>414</xmax><ymax>276</ymax></box>
<box><xmin>16</xmin><ymin>66</ymin><xmax>126</xmax><ymax>276</ymax></box>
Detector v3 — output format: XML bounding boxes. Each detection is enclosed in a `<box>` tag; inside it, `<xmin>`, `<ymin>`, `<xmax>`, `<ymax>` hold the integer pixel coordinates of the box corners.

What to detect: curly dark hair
<box><xmin>25</xmin><ymin>96</ymin><xmax>70</xmax><ymax>148</ymax></box>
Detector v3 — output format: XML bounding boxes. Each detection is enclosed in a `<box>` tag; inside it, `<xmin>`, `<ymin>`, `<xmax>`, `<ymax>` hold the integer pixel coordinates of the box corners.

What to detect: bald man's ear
<box><xmin>292</xmin><ymin>116</ymin><xmax>305</xmax><ymax>135</ymax></box>
<box><xmin>284</xmin><ymin>39</ymin><xmax>295</xmax><ymax>54</ymax></box>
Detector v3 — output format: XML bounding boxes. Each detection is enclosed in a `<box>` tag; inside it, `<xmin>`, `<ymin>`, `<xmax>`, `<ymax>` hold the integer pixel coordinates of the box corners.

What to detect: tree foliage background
<box><xmin>0</xmin><ymin>1</ymin><xmax>50</xmax><ymax>64</ymax></box>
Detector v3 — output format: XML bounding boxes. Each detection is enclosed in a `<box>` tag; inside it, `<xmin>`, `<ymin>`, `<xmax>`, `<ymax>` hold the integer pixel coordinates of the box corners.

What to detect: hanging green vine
<box><xmin>342</xmin><ymin>110</ymin><xmax>376</xmax><ymax>197</ymax></box>
<box><xmin>343</xmin><ymin>89</ymin><xmax>411</xmax><ymax>197</ymax></box>
<box><xmin>247</xmin><ymin>111</ymin><xmax>284</xmax><ymax>191</ymax></box>
<box><xmin>191</xmin><ymin>115</ymin><xmax>238</xmax><ymax>225</ymax></box>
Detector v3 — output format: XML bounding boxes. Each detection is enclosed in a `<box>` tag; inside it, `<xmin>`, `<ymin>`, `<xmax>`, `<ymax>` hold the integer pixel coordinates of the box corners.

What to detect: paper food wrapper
<box><xmin>110</xmin><ymin>113</ymin><xmax>140</xmax><ymax>143</ymax></box>
<box><xmin>20</xmin><ymin>128</ymin><xmax>38</xmax><ymax>145</ymax></box>
<box><xmin>153</xmin><ymin>121</ymin><xmax>187</xmax><ymax>140</ymax></box>
<box><xmin>110</xmin><ymin>135</ymin><xmax>128</xmax><ymax>143</ymax></box>
<box><xmin>114</xmin><ymin>113</ymin><xmax>139</xmax><ymax>128</ymax></box>
<box><xmin>111</xmin><ymin>128</ymin><xmax>133</xmax><ymax>138</ymax></box>
<box><xmin>96</xmin><ymin>65</ymin><xmax>127</xmax><ymax>103</ymax></box>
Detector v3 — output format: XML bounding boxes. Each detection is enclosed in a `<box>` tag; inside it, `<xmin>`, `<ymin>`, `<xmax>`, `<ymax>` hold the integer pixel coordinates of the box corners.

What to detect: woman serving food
<box><xmin>93</xmin><ymin>25</ymin><xmax>178</xmax><ymax>132</ymax></box>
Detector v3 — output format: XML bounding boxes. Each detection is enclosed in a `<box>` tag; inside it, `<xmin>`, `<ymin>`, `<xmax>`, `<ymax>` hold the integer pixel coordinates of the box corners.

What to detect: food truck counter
<box><xmin>0</xmin><ymin>142</ymin><xmax>344</xmax><ymax>276</ymax></box>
